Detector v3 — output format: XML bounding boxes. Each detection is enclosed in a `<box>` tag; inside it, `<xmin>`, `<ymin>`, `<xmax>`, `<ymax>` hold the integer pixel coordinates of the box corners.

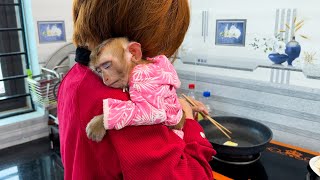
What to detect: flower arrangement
<box><xmin>249</xmin><ymin>17</ymin><xmax>308</xmax><ymax>54</ymax></box>
<box><xmin>303</xmin><ymin>51</ymin><xmax>317</xmax><ymax>64</ymax></box>
<box><xmin>248</xmin><ymin>34</ymin><xmax>286</xmax><ymax>54</ymax></box>
<box><xmin>300</xmin><ymin>51</ymin><xmax>319</xmax><ymax>72</ymax></box>
<box><xmin>281</xmin><ymin>17</ymin><xmax>308</xmax><ymax>40</ymax></box>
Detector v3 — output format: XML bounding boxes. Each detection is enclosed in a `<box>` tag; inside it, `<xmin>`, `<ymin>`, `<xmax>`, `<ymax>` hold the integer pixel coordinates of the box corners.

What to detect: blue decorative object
<box><xmin>285</xmin><ymin>36</ymin><xmax>301</xmax><ymax>66</ymax></box>
<box><xmin>268</xmin><ymin>53</ymin><xmax>288</xmax><ymax>64</ymax></box>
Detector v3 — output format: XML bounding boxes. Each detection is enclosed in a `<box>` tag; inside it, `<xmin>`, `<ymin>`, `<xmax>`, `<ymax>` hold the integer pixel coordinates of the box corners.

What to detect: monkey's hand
<box><xmin>86</xmin><ymin>114</ymin><xmax>106</xmax><ymax>142</ymax></box>
<box><xmin>169</xmin><ymin>110</ymin><xmax>186</xmax><ymax>130</ymax></box>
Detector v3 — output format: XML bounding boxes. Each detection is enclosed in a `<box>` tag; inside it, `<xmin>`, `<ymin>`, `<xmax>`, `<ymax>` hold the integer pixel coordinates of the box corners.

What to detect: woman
<box><xmin>58</xmin><ymin>0</ymin><xmax>216</xmax><ymax>179</ymax></box>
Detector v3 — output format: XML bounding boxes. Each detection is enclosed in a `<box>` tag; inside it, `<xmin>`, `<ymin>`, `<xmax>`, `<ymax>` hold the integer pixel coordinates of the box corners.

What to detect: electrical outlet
<box><xmin>197</xmin><ymin>58</ymin><xmax>207</xmax><ymax>64</ymax></box>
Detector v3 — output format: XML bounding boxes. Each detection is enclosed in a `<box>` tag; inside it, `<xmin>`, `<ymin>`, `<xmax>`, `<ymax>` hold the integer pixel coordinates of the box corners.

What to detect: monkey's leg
<box><xmin>86</xmin><ymin>114</ymin><xmax>106</xmax><ymax>142</ymax></box>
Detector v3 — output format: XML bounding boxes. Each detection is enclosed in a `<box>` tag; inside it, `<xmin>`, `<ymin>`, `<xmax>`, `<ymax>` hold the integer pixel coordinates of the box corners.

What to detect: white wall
<box><xmin>178</xmin><ymin>0</ymin><xmax>320</xmax><ymax>90</ymax></box>
<box><xmin>28</xmin><ymin>0</ymin><xmax>320</xmax><ymax>68</ymax></box>
<box><xmin>30</xmin><ymin>0</ymin><xmax>73</xmax><ymax>64</ymax></box>
<box><xmin>175</xmin><ymin>0</ymin><xmax>320</xmax><ymax>150</ymax></box>
<box><xmin>182</xmin><ymin>0</ymin><xmax>320</xmax><ymax>63</ymax></box>
<box><xmin>26</xmin><ymin>0</ymin><xmax>320</xmax><ymax>88</ymax></box>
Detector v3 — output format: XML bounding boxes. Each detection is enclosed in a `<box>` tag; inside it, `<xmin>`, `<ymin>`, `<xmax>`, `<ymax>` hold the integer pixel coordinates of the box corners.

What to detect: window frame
<box><xmin>0</xmin><ymin>0</ymin><xmax>35</xmax><ymax>119</ymax></box>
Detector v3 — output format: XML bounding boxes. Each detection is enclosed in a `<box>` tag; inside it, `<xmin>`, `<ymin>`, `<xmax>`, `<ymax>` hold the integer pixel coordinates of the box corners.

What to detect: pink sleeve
<box><xmin>103</xmin><ymin>97</ymin><xmax>169</xmax><ymax>130</ymax></box>
<box><xmin>103</xmin><ymin>62</ymin><xmax>183</xmax><ymax>130</ymax></box>
<box><xmin>103</xmin><ymin>88</ymin><xmax>182</xmax><ymax>130</ymax></box>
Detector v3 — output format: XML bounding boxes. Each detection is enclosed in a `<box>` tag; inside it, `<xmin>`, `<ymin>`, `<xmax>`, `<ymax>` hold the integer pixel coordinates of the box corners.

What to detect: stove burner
<box><xmin>212</xmin><ymin>153</ymin><xmax>261</xmax><ymax>165</ymax></box>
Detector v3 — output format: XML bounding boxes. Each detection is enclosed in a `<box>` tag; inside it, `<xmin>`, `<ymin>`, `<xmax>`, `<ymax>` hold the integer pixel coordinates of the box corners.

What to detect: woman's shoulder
<box><xmin>146</xmin><ymin>55</ymin><xmax>170</xmax><ymax>66</ymax></box>
<box><xmin>62</xmin><ymin>63</ymin><xmax>101</xmax><ymax>91</ymax></box>
<box><xmin>141</xmin><ymin>55</ymin><xmax>173</xmax><ymax>72</ymax></box>
<box><xmin>61</xmin><ymin>63</ymin><xmax>128</xmax><ymax>100</ymax></box>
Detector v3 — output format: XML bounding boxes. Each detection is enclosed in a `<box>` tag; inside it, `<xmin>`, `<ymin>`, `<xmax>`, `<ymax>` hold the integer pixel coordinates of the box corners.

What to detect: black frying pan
<box><xmin>199</xmin><ymin>116</ymin><xmax>273</xmax><ymax>156</ymax></box>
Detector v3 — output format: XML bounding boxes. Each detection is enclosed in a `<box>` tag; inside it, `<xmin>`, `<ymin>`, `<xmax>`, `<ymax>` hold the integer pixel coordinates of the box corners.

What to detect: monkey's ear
<box><xmin>128</xmin><ymin>42</ymin><xmax>142</xmax><ymax>62</ymax></box>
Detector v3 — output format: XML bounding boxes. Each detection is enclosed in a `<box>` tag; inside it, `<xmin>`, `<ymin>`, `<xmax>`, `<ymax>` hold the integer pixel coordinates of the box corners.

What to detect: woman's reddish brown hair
<box><xmin>73</xmin><ymin>0</ymin><xmax>190</xmax><ymax>59</ymax></box>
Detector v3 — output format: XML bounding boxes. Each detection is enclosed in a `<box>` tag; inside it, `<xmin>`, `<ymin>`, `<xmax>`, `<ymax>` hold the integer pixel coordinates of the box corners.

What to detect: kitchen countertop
<box><xmin>181</xmin><ymin>58</ymin><xmax>320</xmax><ymax>80</ymax></box>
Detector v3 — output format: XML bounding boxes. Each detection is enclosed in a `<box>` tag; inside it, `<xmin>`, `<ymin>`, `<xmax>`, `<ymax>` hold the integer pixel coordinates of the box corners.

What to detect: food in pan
<box><xmin>315</xmin><ymin>157</ymin><xmax>320</xmax><ymax>169</ymax></box>
<box><xmin>223</xmin><ymin>140</ymin><xmax>238</xmax><ymax>147</ymax></box>
<box><xmin>309</xmin><ymin>156</ymin><xmax>320</xmax><ymax>177</ymax></box>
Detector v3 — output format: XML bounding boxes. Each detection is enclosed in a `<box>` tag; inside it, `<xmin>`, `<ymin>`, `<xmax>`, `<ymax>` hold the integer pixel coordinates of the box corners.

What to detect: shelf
<box><xmin>181</xmin><ymin>58</ymin><xmax>320</xmax><ymax>80</ymax></box>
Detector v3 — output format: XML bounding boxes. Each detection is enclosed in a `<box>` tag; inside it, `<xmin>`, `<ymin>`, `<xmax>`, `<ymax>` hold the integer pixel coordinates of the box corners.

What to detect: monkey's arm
<box><xmin>103</xmin><ymin>58</ymin><xmax>183</xmax><ymax>130</ymax></box>
<box><xmin>102</xmin><ymin>83</ymin><xmax>182</xmax><ymax>130</ymax></box>
<box><xmin>103</xmin><ymin>95</ymin><xmax>181</xmax><ymax>130</ymax></box>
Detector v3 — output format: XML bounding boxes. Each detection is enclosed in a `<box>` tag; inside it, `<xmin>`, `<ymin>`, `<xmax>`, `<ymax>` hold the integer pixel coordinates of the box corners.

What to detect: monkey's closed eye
<box><xmin>95</xmin><ymin>68</ymin><xmax>102</xmax><ymax>74</ymax></box>
<box><xmin>102</xmin><ymin>62</ymin><xmax>111</xmax><ymax>69</ymax></box>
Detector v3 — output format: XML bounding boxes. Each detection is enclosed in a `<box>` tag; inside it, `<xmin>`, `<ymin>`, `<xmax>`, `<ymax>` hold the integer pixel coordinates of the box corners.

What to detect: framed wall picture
<box><xmin>37</xmin><ymin>21</ymin><xmax>66</xmax><ymax>43</ymax></box>
<box><xmin>215</xmin><ymin>19</ymin><xmax>246</xmax><ymax>46</ymax></box>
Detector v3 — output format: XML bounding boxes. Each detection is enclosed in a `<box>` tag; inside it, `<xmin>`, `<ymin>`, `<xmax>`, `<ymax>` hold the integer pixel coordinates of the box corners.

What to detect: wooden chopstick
<box><xmin>207</xmin><ymin>116</ymin><xmax>232</xmax><ymax>134</ymax></box>
<box><xmin>181</xmin><ymin>94</ymin><xmax>232</xmax><ymax>139</ymax></box>
<box><xmin>206</xmin><ymin>116</ymin><xmax>232</xmax><ymax>139</ymax></box>
<box><xmin>181</xmin><ymin>94</ymin><xmax>231</xmax><ymax>133</ymax></box>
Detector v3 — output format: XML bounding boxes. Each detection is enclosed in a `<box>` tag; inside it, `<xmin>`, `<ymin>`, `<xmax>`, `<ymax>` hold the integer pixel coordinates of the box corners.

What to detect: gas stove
<box><xmin>210</xmin><ymin>141</ymin><xmax>319</xmax><ymax>180</ymax></box>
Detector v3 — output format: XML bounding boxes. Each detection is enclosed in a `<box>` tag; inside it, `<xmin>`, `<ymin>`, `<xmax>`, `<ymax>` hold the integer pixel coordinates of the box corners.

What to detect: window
<box><xmin>0</xmin><ymin>166</ymin><xmax>19</xmax><ymax>180</ymax></box>
<box><xmin>0</xmin><ymin>64</ymin><xmax>5</xmax><ymax>94</ymax></box>
<box><xmin>0</xmin><ymin>0</ymin><xmax>34</xmax><ymax>119</ymax></box>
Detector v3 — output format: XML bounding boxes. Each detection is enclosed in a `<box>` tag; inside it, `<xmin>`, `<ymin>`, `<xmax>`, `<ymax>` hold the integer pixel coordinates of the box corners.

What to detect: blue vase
<box><xmin>285</xmin><ymin>36</ymin><xmax>301</xmax><ymax>66</ymax></box>
<box><xmin>268</xmin><ymin>53</ymin><xmax>288</xmax><ymax>64</ymax></box>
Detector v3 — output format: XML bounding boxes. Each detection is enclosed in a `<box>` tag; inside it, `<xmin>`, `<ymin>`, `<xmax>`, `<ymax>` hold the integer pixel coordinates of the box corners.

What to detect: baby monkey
<box><xmin>86</xmin><ymin>37</ymin><xmax>185</xmax><ymax>142</ymax></box>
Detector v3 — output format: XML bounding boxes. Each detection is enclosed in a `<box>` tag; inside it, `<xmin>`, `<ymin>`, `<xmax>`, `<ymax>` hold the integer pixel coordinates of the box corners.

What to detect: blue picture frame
<box><xmin>215</xmin><ymin>19</ymin><xmax>246</xmax><ymax>46</ymax></box>
<box><xmin>37</xmin><ymin>21</ymin><xmax>66</xmax><ymax>43</ymax></box>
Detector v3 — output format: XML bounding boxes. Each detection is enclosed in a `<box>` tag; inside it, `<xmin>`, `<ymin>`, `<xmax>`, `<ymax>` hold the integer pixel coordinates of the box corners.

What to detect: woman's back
<box><xmin>58</xmin><ymin>63</ymin><xmax>215</xmax><ymax>180</ymax></box>
<box><xmin>58</xmin><ymin>63</ymin><xmax>128</xmax><ymax>179</ymax></box>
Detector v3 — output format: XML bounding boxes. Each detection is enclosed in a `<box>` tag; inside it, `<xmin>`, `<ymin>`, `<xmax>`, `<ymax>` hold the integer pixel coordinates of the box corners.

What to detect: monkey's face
<box><xmin>95</xmin><ymin>50</ymin><xmax>134</xmax><ymax>89</ymax></box>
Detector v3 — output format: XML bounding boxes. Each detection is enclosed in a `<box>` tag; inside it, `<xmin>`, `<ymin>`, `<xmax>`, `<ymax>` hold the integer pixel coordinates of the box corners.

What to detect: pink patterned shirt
<box><xmin>103</xmin><ymin>55</ymin><xmax>184</xmax><ymax>138</ymax></box>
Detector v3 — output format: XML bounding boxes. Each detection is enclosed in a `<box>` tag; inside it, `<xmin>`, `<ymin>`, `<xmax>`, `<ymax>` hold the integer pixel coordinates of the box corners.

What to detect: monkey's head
<box><xmin>89</xmin><ymin>38</ymin><xmax>143</xmax><ymax>89</ymax></box>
